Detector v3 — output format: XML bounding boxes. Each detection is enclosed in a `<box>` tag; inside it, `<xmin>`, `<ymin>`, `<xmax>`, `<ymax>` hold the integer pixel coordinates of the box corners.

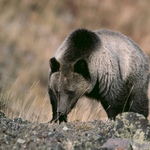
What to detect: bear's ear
<box><xmin>73</xmin><ymin>58</ymin><xmax>90</xmax><ymax>79</ymax></box>
<box><xmin>49</xmin><ymin>57</ymin><xmax>60</xmax><ymax>73</ymax></box>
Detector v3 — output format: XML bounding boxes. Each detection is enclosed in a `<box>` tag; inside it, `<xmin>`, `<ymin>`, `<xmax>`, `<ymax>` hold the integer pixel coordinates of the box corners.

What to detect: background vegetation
<box><xmin>0</xmin><ymin>0</ymin><xmax>150</xmax><ymax>123</ymax></box>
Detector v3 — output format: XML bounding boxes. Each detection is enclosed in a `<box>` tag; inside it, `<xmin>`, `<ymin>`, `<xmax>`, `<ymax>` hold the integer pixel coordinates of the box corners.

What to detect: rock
<box><xmin>102</xmin><ymin>112</ymin><xmax>150</xmax><ymax>150</ymax></box>
<box><xmin>114</xmin><ymin>112</ymin><xmax>150</xmax><ymax>142</ymax></box>
<box><xmin>49</xmin><ymin>142</ymin><xmax>65</xmax><ymax>150</ymax></box>
<box><xmin>17</xmin><ymin>138</ymin><xmax>26</xmax><ymax>144</ymax></box>
<box><xmin>102</xmin><ymin>138</ymin><xmax>150</xmax><ymax>150</ymax></box>
<box><xmin>131</xmin><ymin>140</ymin><xmax>150</xmax><ymax>150</ymax></box>
<box><xmin>102</xmin><ymin>138</ymin><xmax>129</xmax><ymax>149</ymax></box>
<box><xmin>1</xmin><ymin>111</ymin><xmax>150</xmax><ymax>149</ymax></box>
<box><xmin>26</xmin><ymin>140</ymin><xmax>38</xmax><ymax>149</ymax></box>
<box><xmin>63</xmin><ymin>126</ymin><xmax>69</xmax><ymax>131</ymax></box>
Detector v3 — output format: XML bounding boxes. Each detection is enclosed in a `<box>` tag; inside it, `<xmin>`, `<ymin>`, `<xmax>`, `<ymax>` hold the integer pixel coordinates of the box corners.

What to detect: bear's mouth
<box><xmin>57</xmin><ymin>107</ymin><xmax>72</xmax><ymax>116</ymax></box>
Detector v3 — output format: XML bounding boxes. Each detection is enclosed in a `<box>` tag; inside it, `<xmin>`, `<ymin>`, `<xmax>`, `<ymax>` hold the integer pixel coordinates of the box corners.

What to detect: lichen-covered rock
<box><xmin>102</xmin><ymin>112</ymin><xmax>150</xmax><ymax>149</ymax></box>
<box><xmin>1</xmin><ymin>111</ymin><xmax>150</xmax><ymax>149</ymax></box>
<box><xmin>102</xmin><ymin>112</ymin><xmax>150</xmax><ymax>150</ymax></box>
<box><xmin>114</xmin><ymin>112</ymin><xmax>150</xmax><ymax>142</ymax></box>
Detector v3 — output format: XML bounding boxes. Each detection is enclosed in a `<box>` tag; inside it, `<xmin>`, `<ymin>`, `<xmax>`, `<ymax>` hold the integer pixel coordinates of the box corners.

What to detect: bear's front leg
<box><xmin>59</xmin><ymin>114</ymin><xmax>67</xmax><ymax>123</ymax></box>
<box><xmin>48</xmin><ymin>88</ymin><xmax>68</xmax><ymax>123</ymax></box>
<box><xmin>100</xmin><ymin>99</ymin><xmax>117</xmax><ymax>120</ymax></box>
<box><xmin>106</xmin><ymin>107</ymin><xmax>118</xmax><ymax>120</ymax></box>
<box><xmin>48</xmin><ymin>88</ymin><xmax>58</xmax><ymax>123</ymax></box>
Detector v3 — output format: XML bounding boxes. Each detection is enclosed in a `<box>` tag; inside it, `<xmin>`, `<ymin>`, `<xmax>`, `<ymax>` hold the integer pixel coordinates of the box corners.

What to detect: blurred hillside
<box><xmin>0</xmin><ymin>0</ymin><xmax>150</xmax><ymax>122</ymax></box>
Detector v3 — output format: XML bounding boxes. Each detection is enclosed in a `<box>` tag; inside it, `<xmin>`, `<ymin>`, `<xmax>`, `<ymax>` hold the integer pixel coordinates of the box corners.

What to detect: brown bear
<box><xmin>48</xmin><ymin>28</ymin><xmax>149</xmax><ymax>123</ymax></box>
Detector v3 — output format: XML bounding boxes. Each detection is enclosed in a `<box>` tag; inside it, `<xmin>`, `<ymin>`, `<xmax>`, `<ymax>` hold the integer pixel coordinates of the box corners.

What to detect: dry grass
<box><xmin>1</xmin><ymin>79</ymin><xmax>149</xmax><ymax>123</ymax></box>
<box><xmin>0</xmin><ymin>79</ymin><xmax>107</xmax><ymax>123</ymax></box>
<box><xmin>0</xmin><ymin>0</ymin><xmax>150</xmax><ymax>122</ymax></box>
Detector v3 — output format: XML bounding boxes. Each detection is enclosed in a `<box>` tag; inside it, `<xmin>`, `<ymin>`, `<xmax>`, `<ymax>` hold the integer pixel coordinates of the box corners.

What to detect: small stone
<box><xmin>63</xmin><ymin>126</ymin><xmax>69</xmax><ymax>131</ymax></box>
<box><xmin>48</xmin><ymin>132</ymin><xmax>52</xmax><ymax>135</ymax></box>
<box><xmin>17</xmin><ymin>138</ymin><xmax>26</xmax><ymax>144</ymax></box>
<box><xmin>33</xmin><ymin>131</ymin><xmax>37</xmax><ymax>135</ymax></box>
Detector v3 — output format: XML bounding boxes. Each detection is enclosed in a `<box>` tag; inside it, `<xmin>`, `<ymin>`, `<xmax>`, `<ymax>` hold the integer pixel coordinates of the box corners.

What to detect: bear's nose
<box><xmin>57</xmin><ymin>109</ymin><xmax>65</xmax><ymax>115</ymax></box>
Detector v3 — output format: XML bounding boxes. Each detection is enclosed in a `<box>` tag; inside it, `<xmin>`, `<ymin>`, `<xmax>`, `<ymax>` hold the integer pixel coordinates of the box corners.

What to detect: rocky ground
<box><xmin>0</xmin><ymin>111</ymin><xmax>150</xmax><ymax>150</ymax></box>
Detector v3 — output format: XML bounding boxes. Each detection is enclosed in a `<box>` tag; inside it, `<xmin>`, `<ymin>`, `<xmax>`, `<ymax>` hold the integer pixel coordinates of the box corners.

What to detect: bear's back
<box><xmin>54</xmin><ymin>29</ymin><xmax>149</xmax><ymax>82</ymax></box>
<box><xmin>95</xmin><ymin>29</ymin><xmax>149</xmax><ymax>81</ymax></box>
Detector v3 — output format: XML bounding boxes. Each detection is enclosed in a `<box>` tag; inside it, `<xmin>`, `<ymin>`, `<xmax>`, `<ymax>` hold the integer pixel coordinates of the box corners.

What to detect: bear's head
<box><xmin>49</xmin><ymin>57</ymin><xmax>93</xmax><ymax>116</ymax></box>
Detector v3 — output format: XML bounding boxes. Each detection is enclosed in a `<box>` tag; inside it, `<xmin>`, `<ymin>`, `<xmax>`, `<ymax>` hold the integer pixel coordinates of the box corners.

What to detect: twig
<box><xmin>122</xmin><ymin>85</ymin><xmax>134</xmax><ymax>112</ymax></box>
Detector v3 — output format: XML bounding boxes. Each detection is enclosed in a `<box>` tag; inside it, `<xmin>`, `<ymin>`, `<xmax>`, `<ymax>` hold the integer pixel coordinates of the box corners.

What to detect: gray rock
<box><xmin>114</xmin><ymin>112</ymin><xmax>150</xmax><ymax>142</ymax></box>
<box><xmin>102</xmin><ymin>112</ymin><xmax>150</xmax><ymax>150</ymax></box>
<box><xmin>1</xmin><ymin>111</ymin><xmax>150</xmax><ymax>149</ymax></box>
<box><xmin>102</xmin><ymin>138</ymin><xmax>129</xmax><ymax>149</ymax></box>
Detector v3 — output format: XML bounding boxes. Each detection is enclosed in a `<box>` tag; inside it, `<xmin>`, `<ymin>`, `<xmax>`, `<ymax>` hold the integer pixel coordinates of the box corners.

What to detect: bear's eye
<box><xmin>66</xmin><ymin>90</ymin><xmax>75</xmax><ymax>97</ymax></box>
<box><xmin>68</xmin><ymin>91</ymin><xmax>75</xmax><ymax>95</ymax></box>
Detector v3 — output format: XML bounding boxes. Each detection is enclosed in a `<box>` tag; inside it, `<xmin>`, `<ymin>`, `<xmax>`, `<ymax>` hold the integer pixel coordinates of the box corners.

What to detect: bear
<box><xmin>48</xmin><ymin>28</ymin><xmax>149</xmax><ymax>123</ymax></box>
